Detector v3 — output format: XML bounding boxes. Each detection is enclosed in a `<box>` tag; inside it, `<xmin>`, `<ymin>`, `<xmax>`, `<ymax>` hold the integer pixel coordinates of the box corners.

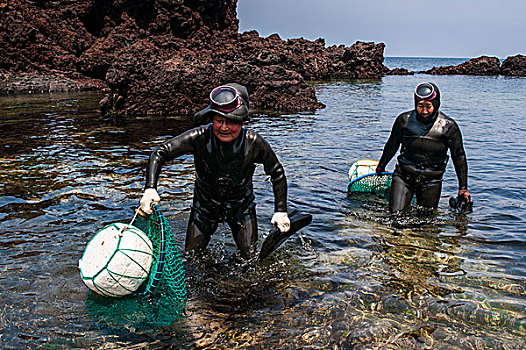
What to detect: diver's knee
<box><xmin>389</xmin><ymin>201</ymin><xmax>409</xmax><ymax>213</ymax></box>
<box><xmin>232</xmin><ymin>220</ymin><xmax>258</xmax><ymax>259</ymax></box>
<box><xmin>185</xmin><ymin>219</ymin><xmax>214</xmax><ymax>255</ymax></box>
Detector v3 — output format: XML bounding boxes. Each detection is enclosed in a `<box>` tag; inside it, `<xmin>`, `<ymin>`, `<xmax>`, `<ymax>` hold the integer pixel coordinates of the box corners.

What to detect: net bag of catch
<box><xmin>79</xmin><ymin>223</ymin><xmax>154</xmax><ymax>297</ymax></box>
<box><xmin>82</xmin><ymin>205</ymin><xmax>187</xmax><ymax>330</ymax></box>
<box><xmin>347</xmin><ymin>159</ymin><xmax>393</xmax><ymax>195</ymax></box>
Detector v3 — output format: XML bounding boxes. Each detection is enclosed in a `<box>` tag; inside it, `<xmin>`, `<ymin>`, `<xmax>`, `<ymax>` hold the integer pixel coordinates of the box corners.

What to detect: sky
<box><xmin>237</xmin><ymin>0</ymin><xmax>526</xmax><ymax>58</ymax></box>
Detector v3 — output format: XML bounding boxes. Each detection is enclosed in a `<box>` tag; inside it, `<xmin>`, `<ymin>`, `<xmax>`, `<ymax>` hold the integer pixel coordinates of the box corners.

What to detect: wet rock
<box><xmin>1</xmin><ymin>0</ymin><xmax>387</xmax><ymax>116</ymax></box>
<box><xmin>0</xmin><ymin>72</ymin><xmax>93</xmax><ymax>94</ymax></box>
<box><xmin>500</xmin><ymin>54</ymin><xmax>526</xmax><ymax>76</ymax></box>
<box><xmin>99</xmin><ymin>30</ymin><xmax>386</xmax><ymax>115</ymax></box>
<box><xmin>422</xmin><ymin>56</ymin><xmax>501</xmax><ymax>75</ymax></box>
<box><xmin>387</xmin><ymin>68</ymin><xmax>414</xmax><ymax>75</ymax></box>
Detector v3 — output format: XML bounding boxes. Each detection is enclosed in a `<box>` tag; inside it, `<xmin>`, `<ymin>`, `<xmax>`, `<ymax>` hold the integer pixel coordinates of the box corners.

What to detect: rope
<box><xmin>118</xmin><ymin>206</ymin><xmax>142</xmax><ymax>235</ymax></box>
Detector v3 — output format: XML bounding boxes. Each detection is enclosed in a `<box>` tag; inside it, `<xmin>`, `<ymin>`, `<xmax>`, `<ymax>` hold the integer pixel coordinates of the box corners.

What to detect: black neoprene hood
<box><xmin>414</xmin><ymin>82</ymin><xmax>441</xmax><ymax>117</ymax></box>
<box><xmin>194</xmin><ymin>83</ymin><xmax>250</xmax><ymax>124</ymax></box>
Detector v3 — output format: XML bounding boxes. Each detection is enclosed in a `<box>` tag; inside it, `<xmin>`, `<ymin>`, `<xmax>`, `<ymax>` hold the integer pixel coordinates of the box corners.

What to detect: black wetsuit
<box><xmin>377</xmin><ymin>110</ymin><xmax>468</xmax><ymax>212</ymax></box>
<box><xmin>145</xmin><ymin>124</ymin><xmax>287</xmax><ymax>257</ymax></box>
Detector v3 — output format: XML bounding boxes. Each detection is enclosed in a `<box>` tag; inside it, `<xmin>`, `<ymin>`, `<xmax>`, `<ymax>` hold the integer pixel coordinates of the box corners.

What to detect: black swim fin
<box><xmin>449</xmin><ymin>196</ymin><xmax>473</xmax><ymax>214</ymax></box>
<box><xmin>258</xmin><ymin>212</ymin><xmax>312</xmax><ymax>262</ymax></box>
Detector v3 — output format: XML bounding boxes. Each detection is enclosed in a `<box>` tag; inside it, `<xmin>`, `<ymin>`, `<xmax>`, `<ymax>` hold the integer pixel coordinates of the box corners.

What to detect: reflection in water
<box><xmin>1</xmin><ymin>79</ymin><xmax>525</xmax><ymax>349</ymax></box>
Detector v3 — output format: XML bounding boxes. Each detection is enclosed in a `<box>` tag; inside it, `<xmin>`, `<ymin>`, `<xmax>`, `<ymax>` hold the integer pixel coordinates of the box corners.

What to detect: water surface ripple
<box><xmin>0</xmin><ymin>72</ymin><xmax>525</xmax><ymax>349</ymax></box>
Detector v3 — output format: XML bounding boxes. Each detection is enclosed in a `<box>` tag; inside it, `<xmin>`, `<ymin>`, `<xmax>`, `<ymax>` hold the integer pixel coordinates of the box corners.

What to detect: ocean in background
<box><xmin>0</xmin><ymin>57</ymin><xmax>525</xmax><ymax>349</ymax></box>
<box><xmin>384</xmin><ymin>56</ymin><xmax>471</xmax><ymax>71</ymax></box>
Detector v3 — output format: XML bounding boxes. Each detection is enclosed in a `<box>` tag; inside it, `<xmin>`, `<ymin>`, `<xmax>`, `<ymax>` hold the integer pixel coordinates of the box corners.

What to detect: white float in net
<box><xmin>79</xmin><ymin>223</ymin><xmax>154</xmax><ymax>297</ymax></box>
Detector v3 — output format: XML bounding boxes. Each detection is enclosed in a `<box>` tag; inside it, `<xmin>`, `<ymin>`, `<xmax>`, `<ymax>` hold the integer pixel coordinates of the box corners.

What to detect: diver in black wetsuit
<box><xmin>376</xmin><ymin>82</ymin><xmax>471</xmax><ymax>213</ymax></box>
<box><xmin>139</xmin><ymin>83</ymin><xmax>290</xmax><ymax>259</ymax></box>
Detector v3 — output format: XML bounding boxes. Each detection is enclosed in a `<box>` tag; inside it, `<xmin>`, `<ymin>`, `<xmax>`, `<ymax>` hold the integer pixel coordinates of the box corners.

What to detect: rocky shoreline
<box><xmin>0</xmin><ymin>0</ymin><xmax>387</xmax><ymax>116</ymax></box>
<box><xmin>387</xmin><ymin>55</ymin><xmax>526</xmax><ymax>76</ymax></box>
<box><xmin>1</xmin><ymin>0</ymin><xmax>525</xmax><ymax>116</ymax></box>
<box><xmin>3</xmin><ymin>54</ymin><xmax>524</xmax><ymax>96</ymax></box>
<box><xmin>0</xmin><ymin>72</ymin><xmax>96</xmax><ymax>94</ymax></box>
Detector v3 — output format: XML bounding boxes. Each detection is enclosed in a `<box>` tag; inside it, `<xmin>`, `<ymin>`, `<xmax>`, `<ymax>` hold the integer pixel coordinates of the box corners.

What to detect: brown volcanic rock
<box><xmin>102</xmin><ymin>35</ymin><xmax>323</xmax><ymax>115</ymax></box>
<box><xmin>77</xmin><ymin>12</ymin><xmax>144</xmax><ymax>80</ymax></box>
<box><xmin>0</xmin><ymin>0</ymin><xmax>98</xmax><ymax>81</ymax></box>
<box><xmin>245</xmin><ymin>37</ymin><xmax>389</xmax><ymax>80</ymax></box>
<box><xmin>340</xmin><ymin>41</ymin><xmax>389</xmax><ymax>79</ymax></box>
<box><xmin>422</xmin><ymin>56</ymin><xmax>501</xmax><ymax>75</ymax></box>
<box><xmin>1</xmin><ymin>0</ymin><xmax>387</xmax><ymax>115</ymax></box>
<box><xmin>101</xmin><ymin>27</ymin><xmax>388</xmax><ymax>115</ymax></box>
<box><xmin>501</xmin><ymin>54</ymin><xmax>526</xmax><ymax>76</ymax></box>
<box><xmin>387</xmin><ymin>68</ymin><xmax>414</xmax><ymax>75</ymax></box>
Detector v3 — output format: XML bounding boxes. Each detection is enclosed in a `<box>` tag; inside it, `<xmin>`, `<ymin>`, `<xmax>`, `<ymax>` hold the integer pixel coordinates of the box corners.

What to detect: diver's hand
<box><xmin>140</xmin><ymin>188</ymin><xmax>160</xmax><ymax>215</ymax></box>
<box><xmin>458</xmin><ymin>189</ymin><xmax>471</xmax><ymax>203</ymax></box>
<box><xmin>376</xmin><ymin>165</ymin><xmax>386</xmax><ymax>175</ymax></box>
<box><xmin>271</xmin><ymin>212</ymin><xmax>290</xmax><ymax>233</ymax></box>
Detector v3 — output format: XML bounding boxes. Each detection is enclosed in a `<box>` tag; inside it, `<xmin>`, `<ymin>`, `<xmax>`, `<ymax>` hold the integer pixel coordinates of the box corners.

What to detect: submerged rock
<box><xmin>0</xmin><ymin>0</ymin><xmax>388</xmax><ymax>116</ymax></box>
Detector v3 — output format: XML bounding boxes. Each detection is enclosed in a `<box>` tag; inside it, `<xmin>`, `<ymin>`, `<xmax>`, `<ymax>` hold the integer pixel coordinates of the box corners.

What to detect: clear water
<box><xmin>1</xmin><ymin>59</ymin><xmax>525</xmax><ymax>349</ymax></box>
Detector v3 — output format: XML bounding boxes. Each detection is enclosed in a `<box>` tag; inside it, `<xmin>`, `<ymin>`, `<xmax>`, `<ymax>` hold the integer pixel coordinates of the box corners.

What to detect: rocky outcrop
<box><xmin>422</xmin><ymin>56</ymin><xmax>501</xmax><ymax>75</ymax></box>
<box><xmin>419</xmin><ymin>55</ymin><xmax>526</xmax><ymax>77</ymax></box>
<box><xmin>386</xmin><ymin>68</ymin><xmax>414</xmax><ymax>75</ymax></box>
<box><xmin>386</xmin><ymin>54</ymin><xmax>526</xmax><ymax>77</ymax></box>
<box><xmin>500</xmin><ymin>54</ymin><xmax>526</xmax><ymax>76</ymax></box>
<box><xmin>0</xmin><ymin>0</ymin><xmax>388</xmax><ymax>116</ymax></box>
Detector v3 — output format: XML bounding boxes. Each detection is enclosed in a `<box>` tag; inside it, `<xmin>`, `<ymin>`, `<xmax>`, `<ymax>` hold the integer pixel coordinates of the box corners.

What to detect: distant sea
<box><xmin>384</xmin><ymin>56</ymin><xmax>470</xmax><ymax>72</ymax></box>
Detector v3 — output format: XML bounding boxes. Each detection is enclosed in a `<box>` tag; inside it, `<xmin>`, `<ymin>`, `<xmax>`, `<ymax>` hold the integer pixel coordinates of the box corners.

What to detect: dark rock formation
<box><xmin>500</xmin><ymin>54</ymin><xmax>526</xmax><ymax>76</ymax></box>
<box><xmin>387</xmin><ymin>68</ymin><xmax>414</xmax><ymax>75</ymax></box>
<box><xmin>0</xmin><ymin>0</ymin><xmax>388</xmax><ymax>116</ymax></box>
<box><xmin>422</xmin><ymin>56</ymin><xmax>501</xmax><ymax>75</ymax></box>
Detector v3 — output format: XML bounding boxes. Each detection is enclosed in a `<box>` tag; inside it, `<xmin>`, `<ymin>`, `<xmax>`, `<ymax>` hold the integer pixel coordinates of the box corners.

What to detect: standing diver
<box><xmin>139</xmin><ymin>83</ymin><xmax>291</xmax><ymax>259</ymax></box>
<box><xmin>376</xmin><ymin>82</ymin><xmax>471</xmax><ymax>213</ymax></box>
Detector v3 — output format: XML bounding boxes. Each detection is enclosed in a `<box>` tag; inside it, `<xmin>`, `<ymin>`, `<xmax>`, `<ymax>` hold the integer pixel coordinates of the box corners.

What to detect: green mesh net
<box><xmin>85</xmin><ymin>205</ymin><xmax>187</xmax><ymax>330</ymax></box>
<box><xmin>347</xmin><ymin>159</ymin><xmax>392</xmax><ymax>197</ymax></box>
<box><xmin>135</xmin><ymin>204</ymin><xmax>186</xmax><ymax>298</ymax></box>
<box><xmin>347</xmin><ymin>173</ymin><xmax>393</xmax><ymax>196</ymax></box>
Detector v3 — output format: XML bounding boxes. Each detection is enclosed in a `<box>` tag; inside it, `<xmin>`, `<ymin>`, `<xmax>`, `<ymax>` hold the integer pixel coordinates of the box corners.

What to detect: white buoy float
<box><xmin>79</xmin><ymin>223</ymin><xmax>154</xmax><ymax>297</ymax></box>
<box><xmin>348</xmin><ymin>159</ymin><xmax>380</xmax><ymax>182</ymax></box>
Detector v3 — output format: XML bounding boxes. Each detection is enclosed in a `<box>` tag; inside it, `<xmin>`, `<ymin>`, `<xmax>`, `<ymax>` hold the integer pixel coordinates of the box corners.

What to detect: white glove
<box><xmin>140</xmin><ymin>188</ymin><xmax>160</xmax><ymax>214</ymax></box>
<box><xmin>271</xmin><ymin>212</ymin><xmax>290</xmax><ymax>233</ymax></box>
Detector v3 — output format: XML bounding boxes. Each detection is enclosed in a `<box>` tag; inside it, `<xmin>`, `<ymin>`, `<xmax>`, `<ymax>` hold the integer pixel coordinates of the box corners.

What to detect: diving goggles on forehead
<box><xmin>210</xmin><ymin>85</ymin><xmax>243</xmax><ymax>113</ymax></box>
<box><xmin>415</xmin><ymin>82</ymin><xmax>436</xmax><ymax>100</ymax></box>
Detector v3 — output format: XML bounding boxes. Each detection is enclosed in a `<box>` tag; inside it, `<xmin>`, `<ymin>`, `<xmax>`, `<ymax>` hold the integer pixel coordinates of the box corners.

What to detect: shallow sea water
<box><xmin>0</xmin><ymin>61</ymin><xmax>525</xmax><ymax>349</ymax></box>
